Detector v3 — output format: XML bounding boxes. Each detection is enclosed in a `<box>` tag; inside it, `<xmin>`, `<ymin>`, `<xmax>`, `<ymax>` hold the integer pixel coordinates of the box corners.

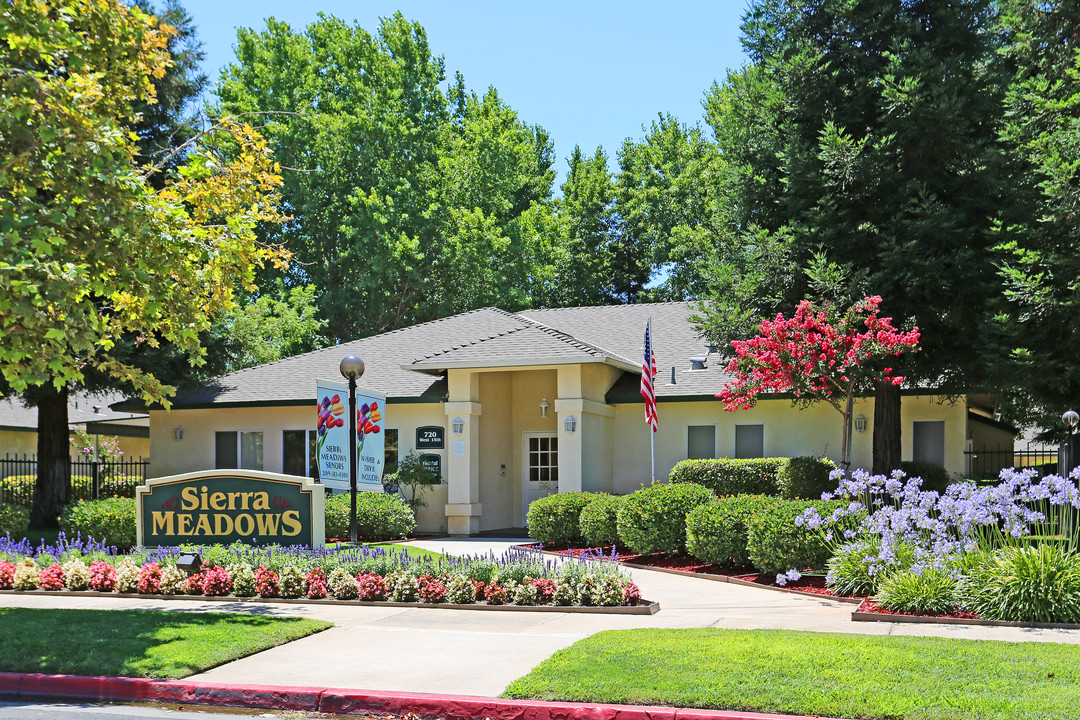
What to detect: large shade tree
<box><xmin>697</xmin><ymin>0</ymin><xmax>1010</xmax><ymax>472</ymax></box>
<box><xmin>0</xmin><ymin>0</ymin><xmax>288</xmax><ymax>527</ymax></box>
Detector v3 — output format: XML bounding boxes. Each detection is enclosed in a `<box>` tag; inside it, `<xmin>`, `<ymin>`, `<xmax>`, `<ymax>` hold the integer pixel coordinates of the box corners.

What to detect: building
<box><xmin>0</xmin><ymin>391</ymin><xmax>149</xmax><ymax>460</ymax></box>
<box><xmin>120</xmin><ymin>302</ymin><xmax>1012</xmax><ymax>535</ymax></box>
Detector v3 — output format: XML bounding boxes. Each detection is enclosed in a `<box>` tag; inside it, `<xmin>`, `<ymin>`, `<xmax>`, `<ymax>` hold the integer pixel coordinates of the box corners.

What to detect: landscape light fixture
<box><xmin>1064</xmin><ymin>410</ymin><xmax>1079</xmax><ymax>432</ymax></box>
<box><xmin>176</xmin><ymin>551</ymin><xmax>201</xmax><ymax>575</ymax></box>
<box><xmin>564</xmin><ymin>415</ymin><xmax>577</xmax><ymax>434</ymax></box>
<box><xmin>539</xmin><ymin>398</ymin><xmax>550</xmax><ymax>418</ymax></box>
<box><xmin>452</xmin><ymin>417</ymin><xmax>465</xmax><ymax>434</ymax></box>
<box><xmin>854</xmin><ymin>414</ymin><xmax>868</xmax><ymax>434</ymax></box>
<box><xmin>339</xmin><ymin>355</ymin><xmax>366</xmax><ymax>544</ymax></box>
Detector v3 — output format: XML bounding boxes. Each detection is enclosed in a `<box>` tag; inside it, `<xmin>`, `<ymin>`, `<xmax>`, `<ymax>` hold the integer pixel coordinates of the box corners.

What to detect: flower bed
<box><xmin>0</xmin><ymin>534</ymin><xmax>650</xmax><ymax>613</ymax></box>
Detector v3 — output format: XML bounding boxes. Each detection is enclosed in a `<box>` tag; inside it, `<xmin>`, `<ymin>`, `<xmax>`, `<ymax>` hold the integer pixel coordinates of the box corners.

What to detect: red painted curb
<box><xmin>0</xmin><ymin>673</ymin><xmax>842</xmax><ymax>720</ymax></box>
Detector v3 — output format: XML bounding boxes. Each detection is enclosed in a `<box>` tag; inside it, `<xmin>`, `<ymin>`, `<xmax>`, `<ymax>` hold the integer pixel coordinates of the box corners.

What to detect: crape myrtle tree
<box><xmin>698</xmin><ymin>0</ymin><xmax>1010</xmax><ymax>473</ymax></box>
<box><xmin>217</xmin><ymin>14</ymin><xmax>557</xmax><ymax>340</ymax></box>
<box><xmin>719</xmin><ymin>297</ymin><xmax>920</xmax><ymax>471</ymax></box>
<box><xmin>0</xmin><ymin>0</ymin><xmax>288</xmax><ymax>528</ymax></box>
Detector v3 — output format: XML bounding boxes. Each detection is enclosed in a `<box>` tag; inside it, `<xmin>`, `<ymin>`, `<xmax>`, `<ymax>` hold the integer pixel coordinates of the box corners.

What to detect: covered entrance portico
<box><xmin>404</xmin><ymin>334</ymin><xmax>634</xmax><ymax>535</ymax></box>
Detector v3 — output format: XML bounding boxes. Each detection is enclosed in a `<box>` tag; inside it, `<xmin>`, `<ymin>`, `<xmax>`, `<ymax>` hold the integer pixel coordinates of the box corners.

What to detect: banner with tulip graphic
<box><xmin>316</xmin><ymin>379</ymin><xmax>386</xmax><ymax>491</ymax></box>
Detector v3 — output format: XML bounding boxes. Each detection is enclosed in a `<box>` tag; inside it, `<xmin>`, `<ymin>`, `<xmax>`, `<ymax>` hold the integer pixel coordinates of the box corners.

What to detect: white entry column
<box><xmin>444</xmin><ymin>370</ymin><xmax>482</xmax><ymax>535</ymax></box>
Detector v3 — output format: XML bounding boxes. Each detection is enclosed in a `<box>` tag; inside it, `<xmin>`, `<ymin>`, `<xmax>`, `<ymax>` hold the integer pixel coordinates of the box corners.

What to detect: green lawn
<box><xmin>0</xmin><ymin>607</ymin><xmax>331</xmax><ymax>679</ymax></box>
<box><xmin>503</xmin><ymin>628</ymin><xmax>1080</xmax><ymax>720</ymax></box>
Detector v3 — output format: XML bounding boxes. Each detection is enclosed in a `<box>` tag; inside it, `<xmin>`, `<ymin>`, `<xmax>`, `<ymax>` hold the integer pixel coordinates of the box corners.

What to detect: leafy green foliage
<box><xmin>777</xmin><ymin>457</ymin><xmax>837</xmax><ymax>500</ymax></box>
<box><xmin>668</xmin><ymin>458</ymin><xmax>784</xmax><ymax>496</ymax></box>
<box><xmin>217</xmin><ymin>15</ymin><xmax>557</xmax><ymax>340</ymax></box>
<box><xmin>217</xmin><ymin>283</ymin><xmax>328</xmax><ymax>372</ymax></box>
<box><xmin>0</xmin><ymin>503</ymin><xmax>29</xmax><ymax>538</ymax></box>
<box><xmin>578</xmin><ymin>494</ymin><xmax>624</xmax><ymax>548</ymax></box>
<box><xmin>59</xmin><ymin>498</ymin><xmax>137</xmax><ymax>549</ymax></box>
<box><xmin>383</xmin><ymin>450</ymin><xmax>441</xmax><ymax>512</ymax></box>
<box><xmin>746</xmin><ymin>499</ymin><xmax>842</xmax><ymax>574</ymax></box>
<box><xmin>899</xmin><ymin>461</ymin><xmax>952</xmax><ymax>495</ymax></box>
<box><xmin>323</xmin><ymin>492</ymin><xmax>415</xmax><ymax>542</ymax></box>
<box><xmin>526</xmin><ymin>492</ymin><xmax>594</xmax><ymax>546</ymax></box>
<box><xmin>685</xmin><ymin>495</ymin><xmax>780</xmax><ymax>568</ymax></box>
<box><xmin>875</xmin><ymin>568</ymin><xmax>958</xmax><ymax>615</ymax></box>
<box><xmin>957</xmin><ymin>545</ymin><xmax>1080</xmax><ymax>623</ymax></box>
<box><xmin>826</xmin><ymin>538</ymin><xmax>915</xmax><ymax>597</ymax></box>
<box><xmin>616</xmin><ymin>483</ymin><xmax>715</xmax><ymax>555</ymax></box>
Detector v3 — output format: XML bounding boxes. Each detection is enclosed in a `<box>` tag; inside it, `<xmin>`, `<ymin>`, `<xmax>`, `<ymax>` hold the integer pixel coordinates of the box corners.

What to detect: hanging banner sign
<box><xmin>316</xmin><ymin>379</ymin><xmax>387</xmax><ymax>492</ymax></box>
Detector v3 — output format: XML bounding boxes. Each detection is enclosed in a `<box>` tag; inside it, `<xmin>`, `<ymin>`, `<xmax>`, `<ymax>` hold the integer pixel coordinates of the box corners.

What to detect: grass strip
<box><xmin>0</xmin><ymin>607</ymin><xmax>331</xmax><ymax>679</ymax></box>
<box><xmin>503</xmin><ymin>627</ymin><xmax>1080</xmax><ymax>720</ymax></box>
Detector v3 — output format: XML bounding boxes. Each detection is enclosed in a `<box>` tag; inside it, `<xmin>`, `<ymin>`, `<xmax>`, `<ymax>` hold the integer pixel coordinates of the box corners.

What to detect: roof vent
<box><xmin>689</xmin><ymin>357</ymin><xmax>707</xmax><ymax>371</ymax></box>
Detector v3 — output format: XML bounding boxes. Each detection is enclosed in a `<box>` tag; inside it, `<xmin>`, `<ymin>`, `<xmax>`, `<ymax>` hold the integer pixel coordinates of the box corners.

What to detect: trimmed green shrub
<box><xmin>746</xmin><ymin>499</ymin><xmax>843</xmax><ymax>574</ymax></box>
<box><xmin>60</xmin><ymin>497</ymin><xmax>136</xmax><ymax>548</ymax></box>
<box><xmin>777</xmin><ymin>456</ymin><xmax>837</xmax><ymax>500</ymax></box>
<box><xmin>956</xmin><ymin>545</ymin><xmax>1080</xmax><ymax>623</ymax></box>
<box><xmin>578</xmin><ymin>494</ymin><xmax>624</xmax><ymax>548</ymax></box>
<box><xmin>324</xmin><ymin>491</ymin><xmax>416</xmax><ymax>541</ymax></box>
<box><xmin>616</xmin><ymin>483</ymin><xmax>715</xmax><ymax>555</ymax></box>
<box><xmin>686</xmin><ymin>495</ymin><xmax>780</xmax><ymax>568</ymax></box>
<box><xmin>669</xmin><ymin>458</ymin><xmax>785</xmax><ymax>496</ymax></box>
<box><xmin>526</xmin><ymin>492</ymin><xmax>594</xmax><ymax>545</ymax></box>
<box><xmin>2</xmin><ymin>474</ymin><xmax>140</xmax><ymax>507</ymax></box>
<box><xmin>875</xmin><ymin>568</ymin><xmax>958</xmax><ymax>615</ymax></box>
<box><xmin>0</xmin><ymin>502</ymin><xmax>29</xmax><ymax>538</ymax></box>
<box><xmin>900</xmin><ymin>461</ymin><xmax>952</xmax><ymax>495</ymax></box>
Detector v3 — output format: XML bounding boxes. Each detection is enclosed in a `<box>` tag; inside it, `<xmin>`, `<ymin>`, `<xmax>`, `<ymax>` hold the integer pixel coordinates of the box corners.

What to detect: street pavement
<box><xmin>5</xmin><ymin>537</ymin><xmax>1080</xmax><ymax>697</ymax></box>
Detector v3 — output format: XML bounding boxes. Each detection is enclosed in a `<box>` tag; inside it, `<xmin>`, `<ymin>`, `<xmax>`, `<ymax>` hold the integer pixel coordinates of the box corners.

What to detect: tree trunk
<box><xmin>30</xmin><ymin>384</ymin><xmax>71</xmax><ymax>529</ymax></box>
<box><xmin>872</xmin><ymin>380</ymin><xmax>902</xmax><ymax>475</ymax></box>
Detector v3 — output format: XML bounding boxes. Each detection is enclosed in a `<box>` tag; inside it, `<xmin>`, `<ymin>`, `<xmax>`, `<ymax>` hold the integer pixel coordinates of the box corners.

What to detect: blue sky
<box><xmin>181</xmin><ymin>0</ymin><xmax>750</xmax><ymax>176</ymax></box>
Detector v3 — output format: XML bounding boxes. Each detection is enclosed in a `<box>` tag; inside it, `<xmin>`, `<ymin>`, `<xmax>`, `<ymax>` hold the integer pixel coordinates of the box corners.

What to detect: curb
<box><xmin>0</xmin><ymin>673</ymin><xmax>843</xmax><ymax>720</ymax></box>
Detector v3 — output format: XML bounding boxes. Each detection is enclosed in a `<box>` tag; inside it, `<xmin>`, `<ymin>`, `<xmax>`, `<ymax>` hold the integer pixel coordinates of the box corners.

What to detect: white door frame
<box><xmin>521</xmin><ymin>431</ymin><xmax>559</xmax><ymax>525</ymax></box>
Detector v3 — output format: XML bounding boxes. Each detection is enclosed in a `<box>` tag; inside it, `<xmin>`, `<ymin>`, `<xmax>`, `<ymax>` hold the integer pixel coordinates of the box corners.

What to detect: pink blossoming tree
<box><xmin>718</xmin><ymin>296</ymin><xmax>920</xmax><ymax>471</ymax></box>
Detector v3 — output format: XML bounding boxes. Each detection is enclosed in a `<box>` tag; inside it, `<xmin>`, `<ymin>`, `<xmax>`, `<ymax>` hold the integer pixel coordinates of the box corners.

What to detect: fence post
<box><xmin>91</xmin><ymin>460</ymin><xmax>101</xmax><ymax>500</ymax></box>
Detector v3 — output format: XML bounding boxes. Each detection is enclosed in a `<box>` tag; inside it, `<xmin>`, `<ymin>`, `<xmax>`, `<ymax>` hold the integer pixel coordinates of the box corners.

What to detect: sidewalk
<box><xmin>4</xmin><ymin>537</ymin><xmax>1080</xmax><ymax>698</ymax></box>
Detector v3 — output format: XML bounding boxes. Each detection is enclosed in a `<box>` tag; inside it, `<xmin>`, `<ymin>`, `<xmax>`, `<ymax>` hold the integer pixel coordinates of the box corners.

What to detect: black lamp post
<box><xmin>1064</xmin><ymin>410</ymin><xmax>1079</xmax><ymax>476</ymax></box>
<box><xmin>340</xmin><ymin>354</ymin><xmax>366</xmax><ymax>544</ymax></box>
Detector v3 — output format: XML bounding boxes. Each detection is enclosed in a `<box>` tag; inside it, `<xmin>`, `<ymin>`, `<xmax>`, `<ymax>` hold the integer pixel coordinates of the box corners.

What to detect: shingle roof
<box><xmin>1</xmin><ymin>391</ymin><xmax>147</xmax><ymax>430</ymax></box>
<box><xmin>116</xmin><ymin>302</ymin><xmax>732</xmax><ymax>410</ymax></box>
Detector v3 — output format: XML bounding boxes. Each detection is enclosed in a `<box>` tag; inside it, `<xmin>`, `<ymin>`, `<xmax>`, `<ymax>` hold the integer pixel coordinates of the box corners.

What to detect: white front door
<box><xmin>522</xmin><ymin>432</ymin><xmax>559</xmax><ymax>525</ymax></box>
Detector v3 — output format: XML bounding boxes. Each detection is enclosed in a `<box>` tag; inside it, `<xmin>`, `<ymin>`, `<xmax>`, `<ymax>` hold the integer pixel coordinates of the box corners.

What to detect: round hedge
<box><xmin>578</xmin><ymin>494</ymin><xmax>624</xmax><ymax>547</ymax></box>
<box><xmin>60</xmin><ymin>497</ymin><xmax>136</xmax><ymax>549</ymax></box>
<box><xmin>325</xmin><ymin>491</ymin><xmax>415</xmax><ymax>541</ymax></box>
<box><xmin>745</xmin><ymin>499</ymin><xmax>843</xmax><ymax>574</ymax></box>
<box><xmin>776</xmin><ymin>456</ymin><xmax>837</xmax><ymax>500</ymax></box>
<box><xmin>0</xmin><ymin>502</ymin><xmax>29</xmax><ymax>538</ymax></box>
<box><xmin>616</xmin><ymin>482</ymin><xmax>715</xmax><ymax>555</ymax></box>
<box><xmin>526</xmin><ymin>491</ymin><xmax>593</xmax><ymax>545</ymax></box>
<box><xmin>668</xmin><ymin>458</ymin><xmax>784</xmax><ymax>496</ymax></box>
<box><xmin>686</xmin><ymin>494</ymin><xmax>780</xmax><ymax>568</ymax></box>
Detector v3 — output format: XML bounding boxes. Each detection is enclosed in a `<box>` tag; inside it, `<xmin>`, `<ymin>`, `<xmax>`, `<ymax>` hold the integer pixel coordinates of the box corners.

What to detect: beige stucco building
<box><xmin>0</xmin><ymin>392</ymin><xmax>149</xmax><ymax>464</ymax></box>
<box><xmin>124</xmin><ymin>303</ymin><xmax>1013</xmax><ymax>535</ymax></box>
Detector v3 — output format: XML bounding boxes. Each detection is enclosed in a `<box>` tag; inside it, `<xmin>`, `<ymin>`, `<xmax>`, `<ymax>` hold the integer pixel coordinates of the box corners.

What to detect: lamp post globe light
<box><xmin>340</xmin><ymin>355</ymin><xmax>365</xmax><ymax>544</ymax></box>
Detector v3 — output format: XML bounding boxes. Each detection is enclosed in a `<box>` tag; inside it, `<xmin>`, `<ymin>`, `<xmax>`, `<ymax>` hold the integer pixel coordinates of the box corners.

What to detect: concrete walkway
<box><xmin>6</xmin><ymin>537</ymin><xmax>1080</xmax><ymax>697</ymax></box>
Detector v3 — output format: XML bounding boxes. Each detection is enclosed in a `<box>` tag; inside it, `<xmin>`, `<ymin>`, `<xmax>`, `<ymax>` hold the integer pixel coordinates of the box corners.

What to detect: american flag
<box><xmin>641</xmin><ymin>319</ymin><xmax>658</xmax><ymax>432</ymax></box>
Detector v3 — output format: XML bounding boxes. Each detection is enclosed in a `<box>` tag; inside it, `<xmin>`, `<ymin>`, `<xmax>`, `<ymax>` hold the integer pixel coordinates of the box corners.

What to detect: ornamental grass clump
<box><xmin>827</xmin><ymin>538</ymin><xmax>915</xmax><ymax>596</ymax></box>
<box><xmin>956</xmin><ymin>545</ymin><xmax>1080</xmax><ymax>623</ymax></box>
<box><xmin>875</xmin><ymin>568</ymin><xmax>958</xmax><ymax>615</ymax></box>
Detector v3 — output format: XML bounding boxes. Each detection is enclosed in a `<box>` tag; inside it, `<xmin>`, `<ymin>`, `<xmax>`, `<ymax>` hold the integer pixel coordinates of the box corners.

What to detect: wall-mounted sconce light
<box><xmin>564</xmin><ymin>415</ymin><xmax>577</xmax><ymax>434</ymax></box>
<box><xmin>539</xmin><ymin>398</ymin><xmax>550</xmax><ymax>418</ymax></box>
<box><xmin>452</xmin><ymin>417</ymin><xmax>465</xmax><ymax>434</ymax></box>
<box><xmin>854</xmin><ymin>414</ymin><xmax>867</xmax><ymax>434</ymax></box>
<box><xmin>173</xmin><ymin>426</ymin><xmax>184</xmax><ymax>442</ymax></box>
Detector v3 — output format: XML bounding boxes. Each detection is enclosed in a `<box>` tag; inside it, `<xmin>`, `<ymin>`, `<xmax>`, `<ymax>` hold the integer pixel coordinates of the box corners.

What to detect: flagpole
<box><xmin>649</xmin><ymin>317</ymin><xmax>655</xmax><ymax>485</ymax></box>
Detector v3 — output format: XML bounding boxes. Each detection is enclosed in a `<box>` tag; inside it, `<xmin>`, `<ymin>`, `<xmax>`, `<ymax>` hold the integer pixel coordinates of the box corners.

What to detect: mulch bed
<box><xmin>537</xmin><ymin>542</ymin><xmax>858</xmax><ymax>599</ymax></box>
<box><xmin>856</xmin><ymin>598</ymin><xmax>980</xmax><ymax>620</ymax></box>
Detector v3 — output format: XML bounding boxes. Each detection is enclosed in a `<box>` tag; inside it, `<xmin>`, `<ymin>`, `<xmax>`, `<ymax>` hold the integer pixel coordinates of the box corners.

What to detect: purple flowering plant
<box><xmin>796</xmin><ymin>466</ymin><xmax>1080</xmax><ymax>586</ymax></box>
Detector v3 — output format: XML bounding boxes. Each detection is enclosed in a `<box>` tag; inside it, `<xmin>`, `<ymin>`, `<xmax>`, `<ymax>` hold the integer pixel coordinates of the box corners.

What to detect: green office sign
<box><xmin>136</xmin><ymin>470</ymin><xmax>325</xmax><ymax>547</ymax></box>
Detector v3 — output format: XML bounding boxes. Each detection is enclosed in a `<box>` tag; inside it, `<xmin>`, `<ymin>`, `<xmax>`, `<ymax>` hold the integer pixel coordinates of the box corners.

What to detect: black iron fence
<box><xmin>964</xmin><ymin>445</ymin><xmax>1059</xmax><ymax>480</ymax></box>
<box><xmin>0</xmin><ymin>453</ymin><xmax>149</xmax><ymax>507</ymax></box>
